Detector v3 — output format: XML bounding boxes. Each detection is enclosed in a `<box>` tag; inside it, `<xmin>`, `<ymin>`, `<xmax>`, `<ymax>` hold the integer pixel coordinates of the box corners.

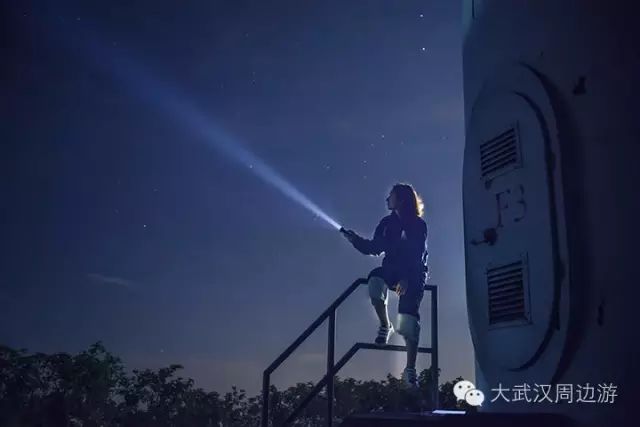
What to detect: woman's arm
<box><xmin>349</xmin><ymin>219</ymin><xmax>388</xmax><ymax>255</ymax></box>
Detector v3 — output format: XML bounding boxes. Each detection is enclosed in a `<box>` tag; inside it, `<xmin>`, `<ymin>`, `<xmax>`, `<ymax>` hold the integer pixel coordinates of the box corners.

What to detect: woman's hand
<box><xmin>341</xmin><ymin>229</ymin><xmax>357</xmax><ymax>243</ymax></box>
<box><xmin>395</xmin><ymin>279</ymin><xmax>408</xmax><ymax>296</ymax></box>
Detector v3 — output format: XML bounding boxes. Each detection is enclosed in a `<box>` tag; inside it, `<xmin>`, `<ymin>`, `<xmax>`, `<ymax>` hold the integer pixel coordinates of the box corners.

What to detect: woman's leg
<box><xmin>368</xmin><ymin>275</ymin><xmax>390</xmax><ymax>327</ymax></box>
<box><xmin>397</xmin><ymin>313</ymin><xmax>420</xmax><ymax>368</ymax></box>
<box><xmin>373</xmin><ymin>299</ymin><xmax>390</xmax><ymax>327</ymax></box>
<box><xmin>368</xmin><ymin>268</ymin><xmax>397</xmax><ymax>345</ymax></box>
<box><xmin>397</xmin><ymin>283</ymin><xmax>424</xmax><ymax>371</ymax></box>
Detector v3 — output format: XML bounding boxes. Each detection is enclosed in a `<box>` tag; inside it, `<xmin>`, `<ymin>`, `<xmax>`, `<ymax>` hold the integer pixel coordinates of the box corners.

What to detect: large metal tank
<box><xmin>462</xmin><ymin>1</ymin><xmax>640</xmax><ymax>425</ymax></box>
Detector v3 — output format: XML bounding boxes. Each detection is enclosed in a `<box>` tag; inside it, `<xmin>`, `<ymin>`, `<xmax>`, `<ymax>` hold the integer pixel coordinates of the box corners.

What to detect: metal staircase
<box><xmin>261</xmin><ymin>278</ymin><xmax>439</xmax><ymax>427</ymax></box>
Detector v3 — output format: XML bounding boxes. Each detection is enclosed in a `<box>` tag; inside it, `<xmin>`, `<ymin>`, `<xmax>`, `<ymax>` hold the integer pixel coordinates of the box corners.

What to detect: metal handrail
<box><xmin>261</xmin><ymin>279</ymin><xmax>439</xmax><ymax>427</ymax></box>
<box><xmin>283</xmin><ymin>343</ymin><xmax>434</xmax><ymax>425</ymax></box>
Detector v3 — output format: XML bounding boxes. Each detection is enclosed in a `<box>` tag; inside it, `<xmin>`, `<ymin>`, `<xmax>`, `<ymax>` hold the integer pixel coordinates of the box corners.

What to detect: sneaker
<box><xmin>374</xmin><ymin>323</ymin><xmax>394</xmax><ymax>345</ymax></box>
<box><xmin>402</xmin><ymin>367</ymin><xmax>418</xmax><ymax>388</ymax></box>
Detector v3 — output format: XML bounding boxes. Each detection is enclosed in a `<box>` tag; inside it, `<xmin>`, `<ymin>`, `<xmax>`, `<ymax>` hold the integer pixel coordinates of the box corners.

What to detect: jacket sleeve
<box><xmin>350</xmin><ymin>218</ymin><xmax>398</xmax><ymax>256</ymax></box>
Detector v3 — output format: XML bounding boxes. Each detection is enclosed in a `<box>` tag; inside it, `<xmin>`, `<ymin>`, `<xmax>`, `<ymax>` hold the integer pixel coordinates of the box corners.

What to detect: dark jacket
<box><xmin>350</xmin><ymin>212</ymin><xmax>428</xmax><ymax>282</ymax></box>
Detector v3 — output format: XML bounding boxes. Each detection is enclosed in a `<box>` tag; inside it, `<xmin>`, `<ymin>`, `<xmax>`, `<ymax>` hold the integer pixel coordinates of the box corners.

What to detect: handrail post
<box><xmin>284</xmin><ymin>343</ymin><xmax>434</xmax><ymax>425</ymax></box>
<box><xmin>327</xmin><ymin>309</ymin><xmax>336</xmax><ymax>427</ymax></box>
<box><xmin>262</xmin><ymin>371</ymin><xmax>270</xmax><ymax>427</ymax></box>
<box><xmin>260</xmin><ymin>278</ymin><xmax>366</xmax><ymax>427</ymax></box>
<box><xmin>431</xmin><ymin>285</ymin><xmax>439</xmax><ymax>409</ymax></box>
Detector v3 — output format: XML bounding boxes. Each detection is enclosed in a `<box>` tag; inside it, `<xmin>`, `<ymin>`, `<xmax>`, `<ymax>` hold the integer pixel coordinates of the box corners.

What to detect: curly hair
<box><xmin>391</xmin><ymin>183</ymin><xmax>424</xmax><ymax>217</ymax></box>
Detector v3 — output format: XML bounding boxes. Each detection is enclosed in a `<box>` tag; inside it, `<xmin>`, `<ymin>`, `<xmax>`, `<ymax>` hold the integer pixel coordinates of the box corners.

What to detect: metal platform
<box><xmin>340</xmin><ymin>411</ymin><xmax>575</xmax><ymax>427</ymax></box>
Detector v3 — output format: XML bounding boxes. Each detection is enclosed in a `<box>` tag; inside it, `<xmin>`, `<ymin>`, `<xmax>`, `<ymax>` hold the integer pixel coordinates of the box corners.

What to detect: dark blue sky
<box><xmin>1</xmin><ymin>0</ymin><xmax>472</xmax><ymax>395</ymax></box>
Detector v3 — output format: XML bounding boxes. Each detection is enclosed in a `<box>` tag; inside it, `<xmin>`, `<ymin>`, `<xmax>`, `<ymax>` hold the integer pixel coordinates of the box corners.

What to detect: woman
<box><xmin>342</xmin><ymin>183</ymin><xmax>428</xmax><ymax>388</ymax></box>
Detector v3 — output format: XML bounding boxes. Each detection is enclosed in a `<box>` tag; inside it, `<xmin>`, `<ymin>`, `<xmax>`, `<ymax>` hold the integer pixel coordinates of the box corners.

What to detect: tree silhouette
<box><xmin>0</xmin><ymin>343</ymin><xmax>467</xmax><ymax>426</ymax></box>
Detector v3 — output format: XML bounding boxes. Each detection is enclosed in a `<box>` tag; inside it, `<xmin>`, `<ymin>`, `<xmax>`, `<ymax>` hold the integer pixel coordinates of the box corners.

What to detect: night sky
<box><xmin>1</xmin><ymin>1</ymin><xmax>472</xmax><ymax>396</ymax></box>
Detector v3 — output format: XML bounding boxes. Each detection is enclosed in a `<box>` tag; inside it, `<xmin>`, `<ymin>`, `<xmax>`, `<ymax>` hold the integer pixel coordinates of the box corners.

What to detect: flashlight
<box><xmin>340</xmin><ymin>227</ymin><xmax>353</xmax><ymax>237</ymax></box>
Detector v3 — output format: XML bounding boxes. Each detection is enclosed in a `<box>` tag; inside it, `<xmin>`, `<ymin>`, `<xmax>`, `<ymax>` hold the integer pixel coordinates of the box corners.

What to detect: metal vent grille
<box><xmin>480</xmin><ymin>126</ymin><xmax>521</xmax><ymax>180</ymax></box>
<box><xmin>487</xmin><ymin>259</ymin><xmax>528</xmax><ymax>325</ymax></box>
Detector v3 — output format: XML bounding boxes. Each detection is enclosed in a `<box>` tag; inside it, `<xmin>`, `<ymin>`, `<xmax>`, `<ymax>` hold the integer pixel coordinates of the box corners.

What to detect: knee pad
<box><xmin>396</xmin><ymin>313</ymin><xmax>420</xmax><ymax>342</ymax></box>
<box><xmin>368</xmin><ymin>276</ymin><xmax>388</xmax><ymax>303</ymax></box>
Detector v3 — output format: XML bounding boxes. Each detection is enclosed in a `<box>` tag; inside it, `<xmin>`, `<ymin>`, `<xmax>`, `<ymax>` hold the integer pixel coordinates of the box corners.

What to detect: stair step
<box><xmin>355</xmin><ymin>342</ymin><xmax>433</xmax><ymax>353</ymax></box>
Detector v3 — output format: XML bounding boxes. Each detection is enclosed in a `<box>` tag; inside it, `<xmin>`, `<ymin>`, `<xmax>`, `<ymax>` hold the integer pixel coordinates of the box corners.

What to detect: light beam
<box><xmin>103</xmin><ymin>51</ymin><xmax>341</xmax><ymax>230</ymax></box>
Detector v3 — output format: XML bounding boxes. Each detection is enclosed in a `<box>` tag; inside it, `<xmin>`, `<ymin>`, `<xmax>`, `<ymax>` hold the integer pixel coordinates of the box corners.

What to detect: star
<box><xmin>143</xmin><ymin>224</ymin><xmax>147</xmax><ymax>228</ymax></box>
<box><xmin>419</xmin><ymin>13</ymin><xmax>424</xmax><ymax>18</ymax></box>
<box><xmin>421</xmin><ymin>47</ymin><xmax>427</xmax><ymax>52</ymax></box>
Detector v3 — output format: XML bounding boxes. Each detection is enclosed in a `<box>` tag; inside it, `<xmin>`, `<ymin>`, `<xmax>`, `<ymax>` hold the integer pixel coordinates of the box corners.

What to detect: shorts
<box><xmin>367</xmin><ymin>266</ymin><xmax>424</xmax><ymax>320</ymax></box>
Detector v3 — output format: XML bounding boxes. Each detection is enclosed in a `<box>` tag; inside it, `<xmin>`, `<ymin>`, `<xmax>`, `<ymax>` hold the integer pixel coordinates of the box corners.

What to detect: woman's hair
<box><xmin>391</xmin><ymin>183</ymin><xmax>424</xmax><ymax>217</ymax></box>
